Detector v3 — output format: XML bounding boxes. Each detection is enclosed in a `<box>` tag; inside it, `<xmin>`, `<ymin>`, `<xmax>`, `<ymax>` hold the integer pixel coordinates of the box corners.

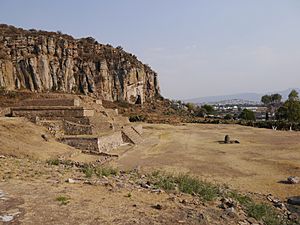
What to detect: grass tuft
<box><xmin>80</xmin><ymin>165</ymin><xmax>119</xmax><ymax>178</ymax></box>
<box><xmin>81</xmin><ymin>165</ymin><xmax>93</xmax><ymax>178</ymax></box>
<box><xmin>246</xmin><ymin>203</ymin><xmax>283</xmax><ymax>225</ymax></box>
<box><xmin>46</xmin><ymin>158</ymin><xmax>60</xmax><ymax>166</ymax></box>
<box><xmin>95</xmin><ymin>166</ymin><xmax>119</xmax><ymax>177</ymax></box>
<box><xmin>227</xmin><ymin>191</ymin><xmax>285</xmax><ymax>225</ymax></box>
<box><xmin>56</xmin><ymin>196</ymin><xmax>70</xmax><ymax>205</ymax></box>
<box><xmin>176</xmin><ymin>174</ymin><xmax>220</xmax><ymax>201</ymax></box>
<box><xmin>150</xmin><ymin>172</ymin><xmax>219</xmax><ymax>201</ymax></box>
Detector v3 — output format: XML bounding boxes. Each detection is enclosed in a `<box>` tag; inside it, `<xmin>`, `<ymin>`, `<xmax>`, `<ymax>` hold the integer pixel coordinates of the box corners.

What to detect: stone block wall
<box><xmin>63</xmin><ymin>121</ymin><xmax>93</xmax><ymax>135</ymax></box>
<box><xmin>98</xmin><ymin>131</ymin><xmax>123</xmax><ymax>152</ymax></box>
<box><xmin>60</xmin><ymin>136</ymin><xmax>99</xmax><ymax>152</ymax></box>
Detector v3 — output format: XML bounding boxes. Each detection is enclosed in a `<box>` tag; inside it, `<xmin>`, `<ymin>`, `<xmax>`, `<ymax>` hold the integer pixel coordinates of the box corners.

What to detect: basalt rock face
<box><xmin>0</xmin><ymin>24</ymin><xmax>160</xmax><ymax>104</ymax></box>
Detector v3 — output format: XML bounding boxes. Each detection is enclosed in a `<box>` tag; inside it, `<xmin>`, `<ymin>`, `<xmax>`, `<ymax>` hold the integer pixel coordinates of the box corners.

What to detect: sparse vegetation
<box><xmin>125</xmin><ymin>193</ymin><xmax>132</xmax><ymax>198</ymax></box>
<box><xmin>246</xmin><ymin>203</ymin><xmax>282</xmax><ymax>225</ymax></box>
<box><xmin>150</xmin><ymin>171</ymin><xmax>220</xmax><ymax>201</ymax></box>
<box><xmin>82</xmin><ymin>165</ymin><xmax>94</xmax><ymax>178</ymax></box>
<box><xmin>56</xmin><ymin>196</ymin><xmax>70</xmax><ymax>205</ymax></box>
<box><xmin>46</xmin><ymin>158</ymin><xmax>60</xmax><ymax>166</ymax></box>
<box><xmin>227</xmin><ymin>191</ymin><xmax>285</xmax><ymax>225</ymax></box>
<box><xmin>81</xmin><ymin>164</ymin><xmax>119</xmax><ymax>178</ymax></box>
<box><xmin>95</xmin><ymin>166</ymin><xmax>119</xmax><ymax>177</ymax></box>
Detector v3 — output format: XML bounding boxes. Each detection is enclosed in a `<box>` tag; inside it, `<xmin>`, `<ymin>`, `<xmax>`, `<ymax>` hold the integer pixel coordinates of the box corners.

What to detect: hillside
<box><xmin>0</xmin><ymin>24</ymin><xmax>160</xmax><ymax>104</ymax></box>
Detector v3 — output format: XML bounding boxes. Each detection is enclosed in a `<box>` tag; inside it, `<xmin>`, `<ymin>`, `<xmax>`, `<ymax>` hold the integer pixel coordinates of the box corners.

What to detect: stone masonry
<box><xmin>9</xmin><ymin>97</ymin><xmax>143</xmax><ymax>154</ymax></box>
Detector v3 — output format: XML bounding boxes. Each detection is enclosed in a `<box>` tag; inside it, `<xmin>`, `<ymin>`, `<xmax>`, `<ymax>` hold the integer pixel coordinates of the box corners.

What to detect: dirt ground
<box><xmin>1</xmin><ymin>118</ymin><xmax>300</xmax><ymax>224</ymax></box>
<box><xmin>114</xmin><ymin>123</ymin><xmax>300</xmax><ymax>199</ymax></box>
<box><xmin>0</xmin><ymin>117</ymin><xmax>80</xmax><ymax>160</ymax></box>
<box><xmin>0</xmin><ymin>157</ymin><xmax>232</xmax><ymax>225</ymax></box>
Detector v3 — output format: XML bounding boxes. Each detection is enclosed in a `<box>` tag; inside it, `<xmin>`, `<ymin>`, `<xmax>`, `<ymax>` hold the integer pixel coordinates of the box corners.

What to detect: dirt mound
<box><xmin>0</xmin><ymin>117</ymin><xmax>77</xmax><ymax>160</ymax></box>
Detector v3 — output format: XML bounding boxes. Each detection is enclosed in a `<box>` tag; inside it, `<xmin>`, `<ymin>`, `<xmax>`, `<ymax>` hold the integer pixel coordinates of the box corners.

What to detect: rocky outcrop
<box><xmin>0</xmin><ymin>24</ymin><xmax>160</xmax><ymax>104</ymax></box>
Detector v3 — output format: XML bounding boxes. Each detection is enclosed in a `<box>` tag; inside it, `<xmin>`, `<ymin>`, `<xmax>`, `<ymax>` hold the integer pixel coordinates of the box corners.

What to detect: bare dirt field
<box><xmin>115</xmin><ymin>123</ymin><xmax>300</xmax><ymax>199</ymax></box>
<box><xmin>1</xmin><ymin>119</ymin><xmax>300</xmax><ymax>224</ymax></box>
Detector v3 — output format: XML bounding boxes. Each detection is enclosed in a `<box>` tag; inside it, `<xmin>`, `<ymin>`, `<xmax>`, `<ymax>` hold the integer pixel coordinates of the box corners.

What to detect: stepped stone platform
<box><xmin>9</xmin><ymin>97</ymin><xmax>143</xmax><ymax>154</ymax></box>
<box><xmin>20</xmin><ymin>98</ymin><xmax>81</xmax><ymax>107</ymax></box>
<box><xmin>10</xmin><ymin>106</ymin><xmax>94</xmax><ymax>118</ymax></box>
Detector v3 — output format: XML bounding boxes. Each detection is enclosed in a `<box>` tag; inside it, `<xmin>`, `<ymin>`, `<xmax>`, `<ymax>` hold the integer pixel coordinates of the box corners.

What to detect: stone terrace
<box><xmin>9</xmin><ymin>97</ymin><xmax>143</xmax><ymax>154</ymax></box>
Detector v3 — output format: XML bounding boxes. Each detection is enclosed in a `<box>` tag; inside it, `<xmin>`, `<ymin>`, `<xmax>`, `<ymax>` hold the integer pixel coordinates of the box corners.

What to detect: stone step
<box><xmin>63</xmin><ymin>121</ymin><xmax>93</xmax><ymax>135</ymax></box>
<box><xmin>132</xmin><ymin>124</ymin><xmax>143</xmax><ymax>135</ymax></box>
<box><xmin>39</xmin><ymin>120</ymin><xmax>64</xmax><ymax>136</ymax></box>
<box><xmin>59</xmin><ymin>135</ymin><xmax>99</xmax><ymax>153</ymax></box>
<box><xmin>101</xmin><ymin>108</ymin><xmax>118</xmax><ymax>118</ymax></box>
<box><xmin>59</xmin><ymin>131</ymin><xmax>124</xmax><ymax>153</ymax></box>
<box><xmin>21</xmin><ymin>98</ymin><xmax>80</xmax><ymax>107</ymax></box>
<box><xmin>113</xmin><ymin>115</ymin><xmax>129</xmax><ymax>124</ymax></box>
<box><xmin>11</xmin><ymin>106</ymin><xmax>94</xmax><ymax>118</ymax></box>
<box><xmin>91</xmin><ymin>122</ymin><xmax>114</xmax><ymax>134</ymax></box>
<box><xmin>121</xmin><ymin>126</ymin><xmax>143</xmax><ymax>144</ymax></box>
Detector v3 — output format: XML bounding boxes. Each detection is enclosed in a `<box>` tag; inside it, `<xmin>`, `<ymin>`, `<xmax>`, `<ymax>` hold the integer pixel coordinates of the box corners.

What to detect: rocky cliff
<box><xmin>0</xmin><ymin>24</ymin><xmax>160</xmax><ymax>104</ymax></box>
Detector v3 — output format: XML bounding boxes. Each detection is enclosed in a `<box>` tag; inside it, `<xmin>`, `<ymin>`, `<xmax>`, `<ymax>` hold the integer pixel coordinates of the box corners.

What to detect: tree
<box><xmin>261</xmin><ymin>95</ymin><xmax>272</xmax><ymax>105</ymax></box>
<box><xmin>194</xmin><ymin>107</ymin><xmax>207</xmax><ymax>117</ymax></box>
<box><xmin>239</xmin><ymin>109</ymin><xmax>256</xmax><ymax>121</ymax></box>
<box><xmin>288</xmin><ymin>89</ymin><xmax>299</xmax><ymax>101</ymax></box>
<box><xmin>276</xmin><ymin>90</ymin><xmax>300</xmax><ymax>130</ymax></box>
<box><xmin>224</xmin><ymin>114</ymin><xmax>233</xmax><ymax>120</ymax></box>
<box><xmin>261</xmin><ymin>93</ymin><xmax>282</xmax><ymax>105</ymax></box>
<box><xmin>271</xmin><ymin>93</ymin><xmax>282</xmax><ymax>104</ymax></box>
<box><xmin>201</xmin><ymin>104</ymin><xmax>214</xmax><ymax>114</ymax></box>
<box><xmin>261</xmin><ymin>93</ymin><xmax>282</xmax><ymax>120</ymax></box>
<box><xmin>285</xmin><ymin>100</ymin><xmax>300</xmax><ymax>130</ymax></box>
<box><xmin>275</xmin><ymin>106</ymin><xmax>288</xmax><ymax>121</ymax></box>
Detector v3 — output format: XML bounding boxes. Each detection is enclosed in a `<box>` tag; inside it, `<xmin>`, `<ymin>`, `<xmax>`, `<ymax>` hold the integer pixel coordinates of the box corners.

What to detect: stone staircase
<box><xmin>121</xmin><ymin>126</ymin><xmax>143</xmax><ymax>144</ymax></box>
<box><xmin>10</xmin><ymin>97</ymin><xmax>143</xmax><ymax>154</ymax></box>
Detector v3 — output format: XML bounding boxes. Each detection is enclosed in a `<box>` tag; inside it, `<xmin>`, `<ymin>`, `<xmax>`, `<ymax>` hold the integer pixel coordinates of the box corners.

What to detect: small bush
<box><xmin>46</xmin><ymin>158</ymin><xmax>60</xmax><ymax>166</ymax></box>
<box><xmin>224</xmin><ymin>114</ymin><xmax>233</xmax><ymax>120</ymax></box>
<box><xmin>227</xmin><ymin>191</ymin><xmax>252</xmax><ymax>206</ymax></box>
<box><xmin>56</xmin><ymin>196</ymin><xmax>70</xmax><ymax>205</ymax></box>
<box><xmin>246</xmin><ymin>203</ymin><xmax>283</xmax><ymax>225</ymax></box>
<box><xmin>227</xmin><ymin>191</ymin><xmax>284</xmax><ymax>225</ymax></box>
<box><xmin>125</xmin><ymin>193</ymin><xmax>132</xmax><ymax>198</ymax></box>
<box><xmin>129</xmin><ymin>115</ymin><xmax>146</xmax><ymax>122</ymax></box>
<box><xmin>154</xmin><ymin>174</ymin><xmax>176</xmax><ymax>191</ymax></box>
<box><xmin>95</xmin><ymin>166</ymin><xmax>118</xmax><ymax>177</ymax></box>
<box><xmin>81</xmin><ymin>165</ymin><xmax>93</xmax><ymax>178</ymax></box>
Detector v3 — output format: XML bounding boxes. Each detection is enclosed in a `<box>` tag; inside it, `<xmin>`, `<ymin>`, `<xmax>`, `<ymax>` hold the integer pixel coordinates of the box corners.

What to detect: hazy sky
<box><xmin>1</xmin><ymin>0</ymin><xmax>300</xmax><ymax>99</ymax></box>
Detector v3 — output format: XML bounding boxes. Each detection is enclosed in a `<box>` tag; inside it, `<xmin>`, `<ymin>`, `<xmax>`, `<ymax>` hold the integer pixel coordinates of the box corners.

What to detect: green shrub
<box><xmin>81</xmin><ymin>165</ymin><xmax>94</xmax><ymax>178</ymax></box>
<box><xmin>46</xmin><ymin>158</ymin><xmax>60</xmax><ymax>166</ymax></box>
<box><xmin>176</xmin><ymin>174</ymin><xmax>219</xmax><ymax>201</ymax></box>
<box><xmin>246</xmin><ymin>203</ymin><xmax>282</xmax><ymax>225</ymax></box>
<box><xmin>227</xmin><ymin>191</ymin><xmax>284</xmax><ymax>225</ymax></box>
<box><xmin>56</xmin><ymin>196</ymin><xmax>70</xmax><ymax>205</ymax></box>
<box><xmin>224</xmin><ymin>114</ymin><xmax>233</xmax><ymax>120</ymax></box>
<box><xmin>227</xmin><ymin>191</ymin><xmax>252</xmax><ymax>206</ymax></box>
<box><xmin>150</xmin><ymin>172</ymin><xmax>219</xmax><ymax>201</ymax></box>
<box><xmin>95</xmin><ymin>166</ymin><xmax>119</xmax><ymax>177</ymax></box>
<box><xmin>129</xmin><ymin>115</ymin><xmax>146</xmax><ymax>122</ymax></box>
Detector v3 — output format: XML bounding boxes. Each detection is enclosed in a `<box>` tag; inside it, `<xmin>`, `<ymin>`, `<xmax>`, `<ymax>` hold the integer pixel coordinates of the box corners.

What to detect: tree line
<box><xmin>242</xmin><ymin>89</ymin><xmax>300</xmax><ymax>130</ymax></box>
<box><xmin>181</xmin><ymin>89</ymin><xmax>300</xmax><ymax>130</ymax></box>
